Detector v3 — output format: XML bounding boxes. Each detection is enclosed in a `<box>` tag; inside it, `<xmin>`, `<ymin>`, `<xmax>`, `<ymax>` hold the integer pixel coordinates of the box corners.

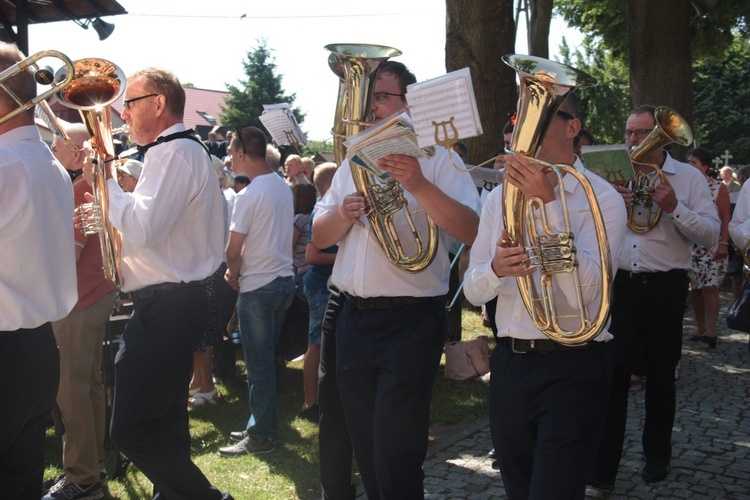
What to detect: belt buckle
<box><xmin>511</xmin><ymin>338</ymin><xmax>528</xmax><ymax>354</ymax></box>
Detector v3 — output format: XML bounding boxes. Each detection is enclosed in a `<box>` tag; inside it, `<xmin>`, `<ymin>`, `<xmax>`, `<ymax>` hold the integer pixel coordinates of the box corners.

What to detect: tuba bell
<box><xmin>325</xmin><ymin>43</ymin><xmax>439</xmax><ymax>274</ymax></box>
<box><xmin>502</xmin><ymin>54</ymin><xmax>611</xmax><ymax>346</ymax></box>
<box><xmin>56</xmin><ymin>58</ymin><xmax>127</xmax><ymax>287</ymax></box>
<box><xmin>626</xmin><ymin>106</ymin><xmax>693</xmax><ymax>233</ymax></box>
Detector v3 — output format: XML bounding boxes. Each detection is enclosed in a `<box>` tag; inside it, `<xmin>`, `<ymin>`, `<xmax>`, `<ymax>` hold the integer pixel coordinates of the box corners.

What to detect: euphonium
<box><xmin>57</xmin><ymin>58</ymin><xmax>127</xmax><ymax>287</ymax></box>
<box><xmin>502</xmin><ymin>54</ymin><xmax>610</xmax><ymax>346</ymax></box>
<box><xmin>627</xmin><ymin>106</ymin><xmax>693</xmax><ymax>233</ymax></box>
<box><xmin>325</xmin><ymin>43</ymin><xmax>439</xmax><ymax>273</ymax></box>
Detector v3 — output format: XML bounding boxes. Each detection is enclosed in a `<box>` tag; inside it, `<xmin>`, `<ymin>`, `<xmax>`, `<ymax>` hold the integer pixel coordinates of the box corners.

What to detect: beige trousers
<box><xmin>52</xmin><ymin>290</ymin><xmax>116</xmax><ymax>485</ymax></box>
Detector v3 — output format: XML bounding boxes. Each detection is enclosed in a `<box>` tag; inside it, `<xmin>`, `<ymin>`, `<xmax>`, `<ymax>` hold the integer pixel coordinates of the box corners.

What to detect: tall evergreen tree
<box><xmin>221</xmin><ymin>39</ymin><xmax>305</xmax><ymax>132</ymax></box>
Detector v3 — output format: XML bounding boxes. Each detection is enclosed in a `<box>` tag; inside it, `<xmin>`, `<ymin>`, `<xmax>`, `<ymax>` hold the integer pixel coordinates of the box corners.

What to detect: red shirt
<box><xmin>72</xmin><ymin>176</ymin><xmax>117</xmax><ymax>310</ymax></box>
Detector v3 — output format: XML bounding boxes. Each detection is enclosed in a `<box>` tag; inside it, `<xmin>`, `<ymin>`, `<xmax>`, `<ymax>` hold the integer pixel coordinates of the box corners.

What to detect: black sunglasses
<box><xmin>235</xmin><ymin>125</ymin><xmax>251</xmax><ymax>153</ymax></box>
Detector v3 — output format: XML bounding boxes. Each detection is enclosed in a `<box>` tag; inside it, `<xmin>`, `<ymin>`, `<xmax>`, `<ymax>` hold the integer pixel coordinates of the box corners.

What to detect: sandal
<box><xmin>189</xmin><ymin>386</ymin><xmax>203</xmax><ymax>397</ymax></box>
<box><xmin>189</xmin><ymin>388</ymin><xmax>220</xmax><ymax>406</ymax></box>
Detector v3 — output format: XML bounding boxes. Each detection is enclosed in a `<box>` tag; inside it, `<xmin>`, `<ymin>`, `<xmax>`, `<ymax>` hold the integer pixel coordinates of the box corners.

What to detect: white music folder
<box><xmin>406</xmin><ymin>68</ymin><xmax>483</xmax><ymax>149</ymax></box>
<box><xmin>259</xmin><ymin>103</ymin><xmax>308</xmax><ymax>147</ymax></box>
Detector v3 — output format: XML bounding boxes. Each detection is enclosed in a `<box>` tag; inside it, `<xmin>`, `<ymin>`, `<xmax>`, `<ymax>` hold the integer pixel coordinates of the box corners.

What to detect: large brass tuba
<box><xmin>502</xmin><ymin>54</ymin><xmax>611</xmax><ymax>346</ymax></box>
<box><xmin>57</xmin><ymin>58</ymin><xmax>127</xmax><ymax>287</ymax></box>
<box><xmin>325</xmin><ymin>43</ymin><xmax>439</xmax><ymax>273</ymax></box>
<box><xmin>626</xmin><ymin>106</ymin><xmax>693</xmax><ymax>233</ymax></box>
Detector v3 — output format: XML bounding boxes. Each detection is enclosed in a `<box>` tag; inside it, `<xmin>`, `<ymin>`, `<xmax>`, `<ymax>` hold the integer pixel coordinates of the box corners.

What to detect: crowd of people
<box><xmin>2</xmin><ymin>37</ymin><xmax>749</xmax><ymax>500</ymax></box>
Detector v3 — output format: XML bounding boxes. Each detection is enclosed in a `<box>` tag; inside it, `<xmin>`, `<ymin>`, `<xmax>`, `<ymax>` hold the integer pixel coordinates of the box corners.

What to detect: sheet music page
<box><xmin>582</xmin><ymin>144</ymin><xmax>635</xmax><ymax>184</ymax></box>
<box><xmin>344</xmin><ymin>112</ymin><xmax>431</xmax><ymax>179</ymax></box>
<box><xmin>259</xmin><ymin>103</ymin><xmax>308</xmax><ymax>146</ymax></box>
<box><xmin>406</xmin><ymin>68</ymin><xmax>483</xmax><ymax>149</ymax></box>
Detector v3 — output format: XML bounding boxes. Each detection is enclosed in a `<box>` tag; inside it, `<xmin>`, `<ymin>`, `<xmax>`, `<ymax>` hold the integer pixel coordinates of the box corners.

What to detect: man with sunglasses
<box><xmin>85</xmin><ymin>67</ymin><xmax>232</xmax><ymax>499</ymax></box>
<box><xmin>218</xmin><ymin>125</ymin><xmax>295</xmax><ymax>457</ymax></box>
<box><xmin>589</xmin><ymin>105</ymin><xmax>719</xmax><ymax>490</ymax></box>
<box><xmin>464</xmin><ymin>92</ymin><xmax>626</xmax><ymax>499</ymax></box>
<box><xmin>312</xmin><ymin>61</ymin><xmax>480</xmax><ymax>499</ymax></box>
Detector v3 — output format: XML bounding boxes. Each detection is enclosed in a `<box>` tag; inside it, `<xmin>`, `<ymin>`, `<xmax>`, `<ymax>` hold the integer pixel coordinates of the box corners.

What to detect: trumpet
<box><xmin>502</xmin><ymin>54</ymin><xmax>611</xmax><ymax>346</ymax></box>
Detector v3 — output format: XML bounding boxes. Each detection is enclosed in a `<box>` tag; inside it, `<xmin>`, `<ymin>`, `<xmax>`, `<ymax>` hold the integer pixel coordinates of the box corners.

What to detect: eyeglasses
<box><xmin>234</xmin><ymin>125</ymin><xmax>250</xmax><ymax>153</ymax></box>
<box><xmin>556</xmin><ymin>110</ymin><xmax>577</xmax><ymax>121</ymax></box>
<box><xmin>372</xmin><ymin>92</ymin><xmax>405</xmax><ymax>104</ymax></box>
<box><xmin>624</xmin><ymin>128</ymin><xmax>652</xmax><ymax>140</ymax></box>
<box><xmin>123</xmin><ymin>93</ymin><xmax>159</xmax><ymax>110</ymax></box>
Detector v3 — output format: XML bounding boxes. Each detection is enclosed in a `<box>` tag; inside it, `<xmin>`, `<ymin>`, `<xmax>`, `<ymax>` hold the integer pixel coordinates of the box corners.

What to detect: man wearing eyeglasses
<box><xmin>88</xmin><ymin>68</ymin><xmax>232</xmax><ymax>499</ymax></box>
<box><xmin>312</xmin><ymin>61</ymin><xmax>480</xmax><ymax>499</ymax></box>
<box><xmin>589</xmin><ymin>105</ymin><xmax>719</xmax><ymax>490</ymax></box>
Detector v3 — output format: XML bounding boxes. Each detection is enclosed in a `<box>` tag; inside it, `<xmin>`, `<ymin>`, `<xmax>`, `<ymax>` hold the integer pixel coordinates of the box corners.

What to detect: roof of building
<box><xmin>107</xmin><ymin>85</ymin><xmax>231</xmax><ymax>131</ymax></box>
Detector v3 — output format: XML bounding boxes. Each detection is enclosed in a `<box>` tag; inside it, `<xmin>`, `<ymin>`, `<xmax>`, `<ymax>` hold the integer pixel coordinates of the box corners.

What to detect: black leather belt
<box><xmin>497</xmin><ymin>337</ymin><xmax>594</xmax><ymax>353</ymax></box>
<box><xmin>616</xmin><ymin>268</ymin><xmax>687</xmax><ymax>284</ymax></box>
<box><xmin>130</xmin><ymin>281</ymin><xmax>203</xmax><ymax>301</ymax></box>
<box><xmin>342</xmin><ymin>292</ymin><xmax>446</xmax><ymax>310</ymax></box>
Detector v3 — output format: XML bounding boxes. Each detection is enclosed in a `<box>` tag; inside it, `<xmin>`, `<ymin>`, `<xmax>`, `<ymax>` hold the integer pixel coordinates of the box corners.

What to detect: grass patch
<box><xmin>43</xmin><ymin>306</ymin><xmax>492</xmax><ymax>499</ymax></box>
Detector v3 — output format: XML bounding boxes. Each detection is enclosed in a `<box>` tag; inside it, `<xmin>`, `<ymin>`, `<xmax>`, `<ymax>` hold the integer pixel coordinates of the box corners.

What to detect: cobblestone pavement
<box><xmin>417</xmin><ymin>294</ymin><xmax>750</xmax><ymax>499</ymax></box>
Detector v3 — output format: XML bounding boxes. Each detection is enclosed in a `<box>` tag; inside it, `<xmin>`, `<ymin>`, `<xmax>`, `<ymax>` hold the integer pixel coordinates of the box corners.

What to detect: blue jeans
<box><xmin>304</xmin><ymin>281</ymin><xmax>329</xmax><ymax>346</ymax></box>
<box><xmin>237</xmin><ymin>275</ymin><xmax>295</xmax><ymax>440</ymax></box>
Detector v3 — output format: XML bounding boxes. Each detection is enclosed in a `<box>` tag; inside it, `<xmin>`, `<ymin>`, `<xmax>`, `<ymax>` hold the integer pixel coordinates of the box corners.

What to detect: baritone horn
<box><xmin>502</xmin><ymin>54</ymin><xmax>610</xmax><ymax>346</ymax></box>
<box><xmin>626</xmin><ymin>106</ymin><xmax>693</xmax><ymax>233</ymax></box>
<box><xmin>57</xmin><ymin>58</ymin><xmax>127</xmax><ymax>287</ymax></box>
<box><xmin>325</xmin><ymin>43</ymin><xmax>439</xmax><ymax>273</ymax></box>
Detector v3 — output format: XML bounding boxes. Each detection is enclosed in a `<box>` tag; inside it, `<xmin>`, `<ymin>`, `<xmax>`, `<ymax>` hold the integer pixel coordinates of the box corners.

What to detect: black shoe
<box><xmin>705</xmin><ymin>336</ymin><xmax>717</xmax><ymax>348</ymax></box>
<box><xmin>229</xmin><ymin>430</ymin><xmax>247</xmax><ymax>442</ymax></box>
<box><xmin>219</xmin><ymin>436</ymin><xmax>275</xmax><ymax>456</ymax></box>
<box><xmin>298</xmin><ymin>402</ymin><xmax>319</xmax><ymax>423</ymax></box>
<box><xmin>689</xmin><ymin>333</ymin><xmax>707</xmax><ymax>341</ymax></box>
<box><xmin>587</xmin><ymin>474</ymin><xmax>615</xmax><ymax>491</ymax></box>
<box><xmin>642</xmin><ymin>460</ymin><xmax>668</xmax><ymax>483</ymax></box>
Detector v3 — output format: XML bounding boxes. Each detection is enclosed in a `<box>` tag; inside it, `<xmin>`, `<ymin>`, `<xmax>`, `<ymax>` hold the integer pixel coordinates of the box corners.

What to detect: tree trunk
<box><xmin>529</xmin><ymin>0</ymin><xmax>553</xmax><ymax>58</ymax></box>
<box><xmin>628</xmin><ymin>0</ymin><xmax>693</xmax><ymax>159</ymax></box>
<box><xmin>446</xmin><ymin>0</ymin><xmax>518</xmax><ymax>165</ymax></box>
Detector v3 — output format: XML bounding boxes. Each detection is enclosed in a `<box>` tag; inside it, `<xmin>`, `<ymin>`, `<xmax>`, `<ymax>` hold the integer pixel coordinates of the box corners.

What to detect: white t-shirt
<box><xmin>230</xmin><ymin>172</ymin><xmax>294</xmax><ymax>293</ymax></box>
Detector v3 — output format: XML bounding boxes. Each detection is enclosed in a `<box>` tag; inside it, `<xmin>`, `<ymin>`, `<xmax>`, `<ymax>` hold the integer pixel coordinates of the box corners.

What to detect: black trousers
<box><xmin>109</xmin><ymin>283</ymin><xmax>228</xmax><ymax>500</ymax></box>
<box><xmin>336</xmin><ymin>298</ymin><xmax>446</xmax><ymax>500</ymax></box>
<box><xmin>0</xmin><ymin>325</ymin><xmax>59</xmax><ymax>500</ymax></box>
<box><xmin>591</xmin><ymin>269</ymin><xmax>689</xmax><ymax>485</ymax></box>
<box><xmin>318</xmin><ymin>286</ymin><xmax>356</xmax><ymax>500</ymax></box>
<box><xmin>490</xmin><ymin>341</ymin><xmax>611</xmax><ymax>500</ymax></box>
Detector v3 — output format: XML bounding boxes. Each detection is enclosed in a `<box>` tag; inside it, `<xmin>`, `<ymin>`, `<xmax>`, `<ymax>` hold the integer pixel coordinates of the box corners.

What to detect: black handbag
<box><xmin>726</xmin><ymin>282</ymin><xmax>750</xmax><ymax>333</ymax></box>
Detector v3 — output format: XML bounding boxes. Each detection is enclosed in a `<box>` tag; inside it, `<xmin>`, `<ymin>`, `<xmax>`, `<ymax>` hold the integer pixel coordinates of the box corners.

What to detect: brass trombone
<box><xmin>502</xmin><ymin>54</ymin><xmax>611</xmax><ymax>346</ymax></box>
<box><xmin>0</xmin><ymin>50</ymin><xmax>75</xmax><ymax>126</ymax></box>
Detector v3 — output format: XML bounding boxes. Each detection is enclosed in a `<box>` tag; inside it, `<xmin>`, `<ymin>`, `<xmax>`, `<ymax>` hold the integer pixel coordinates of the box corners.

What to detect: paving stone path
<box><xmin>415</xmin><ymin>293</ymin><xmax>750</xmax><ymax>499</ymax></box>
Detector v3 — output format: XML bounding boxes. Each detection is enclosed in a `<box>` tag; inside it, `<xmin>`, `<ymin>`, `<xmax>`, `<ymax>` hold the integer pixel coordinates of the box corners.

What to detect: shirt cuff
<box><xmin>669</xmin><ymin>201</ymin><xmax>688</xmax><ymax>224</ymax></box>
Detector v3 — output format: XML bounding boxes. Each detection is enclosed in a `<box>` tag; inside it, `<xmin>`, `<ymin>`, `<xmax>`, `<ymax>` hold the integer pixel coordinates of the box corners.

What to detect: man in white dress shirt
<box><xmin>91</xmin><ymin>67</ymin><xmax>232</xmax><ymax>499</ymax></box>
<box><xmin>590</xmin><ymin>105</ymin><xmax>720</xmax><ymax>489</ymax></box>
<box><xmin>313</xmin><ymin>61</ymin><xmax>480</xmax><ymax>499</ymax></box>
<box><xmin>464</xmin><ymin>93</ymin><xmax>627</xmax><ymax>499</ymax></box>
<box><xmin>0</xmin><ymin>42</ymin><xmax>78</xmax><ymax>499</ymax></box>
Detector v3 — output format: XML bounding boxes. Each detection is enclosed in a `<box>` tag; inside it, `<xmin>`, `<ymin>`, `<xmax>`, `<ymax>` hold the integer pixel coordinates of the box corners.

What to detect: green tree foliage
<box><xmin>693</xmin><ymin>36</ymin><xmax>750</xmax><ymax>164</ymax></box>
<box><xmin>221</xmin><ymin>39</ymin><xmax>304</xmax><ymax>132</ymax></box>
<box><xmin>556</xmin><ymin>0</ymin><xmax>750</xmax><ymax>65</ymax></box>
<box><xmin>559</xmin><ymin>37</ymin><xmax>630</xmax><ymax>145</ymax></box>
